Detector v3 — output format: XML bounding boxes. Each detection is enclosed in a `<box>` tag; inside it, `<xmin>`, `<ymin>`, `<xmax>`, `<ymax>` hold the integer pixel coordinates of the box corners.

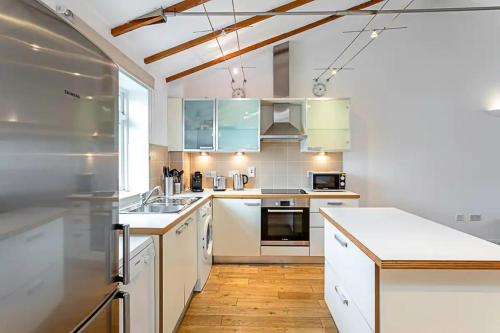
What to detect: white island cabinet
<box><xmin>321</xmin><ymin>207</ymin><xmax>500</xmax><ymax>333</ymax></box>
<box><xmin>213</xmin><ymin>198</ymin><xmax>261</xmax><ymax>257</ymax></box>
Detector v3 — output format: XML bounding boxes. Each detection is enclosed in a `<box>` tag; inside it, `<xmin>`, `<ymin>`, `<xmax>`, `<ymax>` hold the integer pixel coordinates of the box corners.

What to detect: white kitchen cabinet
<box><xmin>302</xmin><ymin>98</ymin><xmax>351</xmax><ymax>152</ymax></box>
<box><xmin>162</xmin><ymin>212</ymin><xmax>198</xmax><ymax>333</ymax></box>
<box><xmin>213</xmin><ymin>198</ymin><xmax>261</xmax><ymax>257</ymax></box>
<box><xmin>167</xmin><ymin>98</ymin><xmax>183</xmax><ymax>151</ymax></box>
<box><xmin>309</xmin><ymin>227</ymin><xmax>324</xmax><ymax>256</ymax></box>
<box><xmin>309</xmin><ymin>198</ymin><xmax>359</xmax><ymax>257</ymax></box>
<box><xmin>151</xmin><ymin>88</ymin><xmax>168</xmax><ymax>146</ymax></box>
<box><xmin>183</xmin><ymin>215</ymin><xmax>198</xmax><ymax>302</ymax></box>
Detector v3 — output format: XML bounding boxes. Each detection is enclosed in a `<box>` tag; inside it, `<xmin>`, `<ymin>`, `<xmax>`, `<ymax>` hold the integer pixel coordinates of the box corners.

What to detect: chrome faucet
<box><xmin>140</xmin><ymin>186</ymin><xmax>163</xmax><ymax>206</ymax></box>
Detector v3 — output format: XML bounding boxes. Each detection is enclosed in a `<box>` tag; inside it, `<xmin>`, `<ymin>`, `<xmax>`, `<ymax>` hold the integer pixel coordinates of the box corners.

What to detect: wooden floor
<box><xmin>178</xmin><ymin>264</ymin><xmax>338</xmax><ymax>333</ymax></box>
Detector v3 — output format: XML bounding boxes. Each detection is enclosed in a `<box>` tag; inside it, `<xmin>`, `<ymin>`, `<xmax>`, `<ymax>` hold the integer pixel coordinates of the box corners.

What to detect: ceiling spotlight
<box><xmin>370</xmin><ymin>30</ymin><xmax>379</xmax><ymax>39</ymax></box>
<box><xmin>232</xmin><ymin>67</ymin><xmax>239</xmax><ymax>75</ymax></box>
<box><xmin>331</xmin><ymin>69</ymin><xmax>338</xmax><ymax>76</ymax></box>
<box><xmin>73</xmin><ymin>72</ymin><xmax>81</xmax><ymax>76</ymax></box>
<box><xmin>31</xmin><ymin>44</ymin><xmax>40</xmax><ymax>51</ymax></box>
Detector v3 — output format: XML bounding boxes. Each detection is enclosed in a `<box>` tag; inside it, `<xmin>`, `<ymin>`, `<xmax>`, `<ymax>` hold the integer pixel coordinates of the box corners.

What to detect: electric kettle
<box><xmin>233</xmin><ymin>173</ymin><xmax>249</xmax><ymax>191</ymax></box>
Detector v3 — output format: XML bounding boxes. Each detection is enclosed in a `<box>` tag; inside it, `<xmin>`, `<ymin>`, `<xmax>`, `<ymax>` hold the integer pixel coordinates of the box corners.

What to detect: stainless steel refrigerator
<box><xmin>0</xmin><ymin>0</ymin><xmax>130</xmax><ymax>332</ymax></box>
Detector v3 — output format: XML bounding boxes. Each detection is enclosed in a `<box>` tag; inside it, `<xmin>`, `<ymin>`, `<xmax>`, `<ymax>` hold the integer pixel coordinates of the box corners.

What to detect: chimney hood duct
<box><xmin>260</xmin><ymin>42</ymin><xmax>307</xmax><ymax>142</ymax></box>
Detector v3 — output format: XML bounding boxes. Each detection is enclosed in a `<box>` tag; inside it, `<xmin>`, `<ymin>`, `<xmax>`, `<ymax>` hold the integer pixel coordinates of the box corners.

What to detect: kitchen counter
<box><xmin>121</xmin><ymin>189</ymin><xmax>360</xmax><ymax>235</ymax></box>
<box><xmin>321</xmin><ymin>207</ymin><xmax>500</xmax><ymax>269</ymax></box>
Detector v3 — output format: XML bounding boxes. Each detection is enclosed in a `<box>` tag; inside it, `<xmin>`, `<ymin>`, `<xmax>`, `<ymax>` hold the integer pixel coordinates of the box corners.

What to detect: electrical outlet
<box><xmin>469</xmin><ymin>214</ymin><xmax>482</xmax><ymax>222</ymax></box>
<box><xmin>205</xmin><ymin>170</ymin><xmax>216</xmax><ymax>178</ymax></box>
<box><xmin>248</xmin><ymin>166</ymin><xmax>256</xmax><ymax>178</ymax></box>
<box><xmin>456</xmin><ymin>214</ymin><xmax>465</xmax><ymax>222</ymax></box>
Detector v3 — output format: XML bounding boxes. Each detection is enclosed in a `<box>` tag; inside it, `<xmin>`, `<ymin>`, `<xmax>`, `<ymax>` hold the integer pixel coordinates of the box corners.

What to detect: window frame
<box><xmin>118</xmin><ymin>89</ymin><xmax>129</xmax><ymax>191</ymax></box>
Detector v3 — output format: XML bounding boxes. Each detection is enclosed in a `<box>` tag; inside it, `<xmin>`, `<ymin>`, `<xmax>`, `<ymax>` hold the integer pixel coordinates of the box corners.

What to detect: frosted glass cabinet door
<box><xmin>184</xmin><ymin>99</ymin><xmax>215</xmax><ymax>150</ymax></box>
<box><xmin>304</xmin><ymin>99</ymin><xmax>351</xmax><ymax>152</ymax></box>
<box><xmin>217</xmin><ymin>99</ymin><xmax>260</xmax><ymax>152</ymax></box>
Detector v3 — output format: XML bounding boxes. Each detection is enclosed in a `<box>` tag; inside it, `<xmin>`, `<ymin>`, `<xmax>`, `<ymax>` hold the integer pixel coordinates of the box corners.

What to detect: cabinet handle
<box><xmin>199</xmin><ymin>146</ymin><xmax>213</xmax><ymax>150</ymax></box>
<box><xmin>113</xmin><ymin>224</ymin><xmax>130</xmax><ymax>285</ymax></box>
<box><xmin>244</xmin><ymin>202</ymin><xmax>261</xmax><ymax>207</ymax></box>
<box><xmin>267</xmin><ymin>209</ymin><xmax>303</xmax><ymax>213</ymax></box>
<box><xmin>308</xmin><ymin>146</ymin><xmax>322</xmax><ymax>151</ymax></box>
<box><xmin>334</xmin><ymin>234</ymin><xmax>348</xmax><ymax>248</ymax></box>
<box><xmin>185</xmin><ymin>217</ymin><xmax>194</xmax><ymax>225</ymax></box>
<box><xmin>327</xmin><ymin>202</ymin><xmax>344</xmax><ymax>206</ymax></box>
<box><xmin>176</xmin><ymin>223</ymin><xmax>188</xmax><ymax>235</ymax></box>
<box><xmin>334</xmin><ymin>285</ymin><xmax>349</xmax><ymax>306</ymax></box>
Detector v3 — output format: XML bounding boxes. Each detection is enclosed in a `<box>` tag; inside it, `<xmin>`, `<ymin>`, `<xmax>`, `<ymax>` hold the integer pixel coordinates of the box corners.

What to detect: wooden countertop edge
<box><xmin>211</xmin><ymin>193</ymin><xmax>361</xmax><ymax>199</ymax></box>
<box><xmin>320</xmin><ymin>209</ymin><xmax>500</xmax><ymax>270</ymax></box>
<box><xmin>130</xmin><ymin>196</ymin><xmax>211</xmax><ymax>235</ymax></box>
<box><xmin>129</xmin><ymin>193</ymin><xmax>360</xmax><ymax>235</ymax></box>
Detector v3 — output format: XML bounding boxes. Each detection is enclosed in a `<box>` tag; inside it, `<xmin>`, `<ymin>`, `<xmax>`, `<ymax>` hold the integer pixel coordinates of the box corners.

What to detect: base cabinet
<box><xmin>213</xmin><ymin>199</ymin><xmax>261</xmax><ymax>257</ymax></box>
<box><xmin>162</xmin><ymin>213</ymin><xmax>198</xmax><ymax>333</ymax></box>
<box><xmin>310</xmin><ymin>198</ymin><xmax>359</xmax><ymax>257</ymax></box>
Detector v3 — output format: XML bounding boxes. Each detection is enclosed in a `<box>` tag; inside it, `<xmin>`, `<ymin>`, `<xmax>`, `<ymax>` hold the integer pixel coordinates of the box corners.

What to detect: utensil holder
<box><xmin>174</xmin><ymin>182</ymin><xmax>181</xmax><ymax>194</ymax></box>
<box><xmin>165</xmin><ymin>177</ymin><xmax>174</xmax><ymax>196</ymax></box>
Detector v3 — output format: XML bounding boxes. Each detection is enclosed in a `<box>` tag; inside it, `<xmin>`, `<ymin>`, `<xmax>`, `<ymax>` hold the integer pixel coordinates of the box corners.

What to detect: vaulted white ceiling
<box><xmin>77</xmin><ymin>0</ymin><xmax>497</xmax><ymax>83</ymax></box>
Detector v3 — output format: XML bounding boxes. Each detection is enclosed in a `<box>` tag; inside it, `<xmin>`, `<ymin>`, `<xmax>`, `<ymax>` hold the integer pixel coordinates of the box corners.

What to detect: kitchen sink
<box><xmin>121</xmin><ymin>196</ymin><xmax>202</xmax><ymax>214</ymax></box>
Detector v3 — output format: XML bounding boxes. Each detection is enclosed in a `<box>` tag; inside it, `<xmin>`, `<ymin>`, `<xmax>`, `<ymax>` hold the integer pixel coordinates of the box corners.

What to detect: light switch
<box><xmin>248</xmin><ymin>166</ymin><xmax>256</xmax><ymax>178</ymax></box>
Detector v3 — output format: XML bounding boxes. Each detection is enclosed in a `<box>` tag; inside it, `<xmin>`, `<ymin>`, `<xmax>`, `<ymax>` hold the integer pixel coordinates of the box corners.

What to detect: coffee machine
<box><xmin>191</xmin><ymin>171</ymin><xmax>204</xmax><ymax>192</ymax></box>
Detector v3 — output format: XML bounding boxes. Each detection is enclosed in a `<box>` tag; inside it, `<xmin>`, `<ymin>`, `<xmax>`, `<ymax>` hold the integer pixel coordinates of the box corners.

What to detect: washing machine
<box><xmin>195</xmin><ymin>200</ymin><xmax>213</xmax><ymax>291</ymax></box>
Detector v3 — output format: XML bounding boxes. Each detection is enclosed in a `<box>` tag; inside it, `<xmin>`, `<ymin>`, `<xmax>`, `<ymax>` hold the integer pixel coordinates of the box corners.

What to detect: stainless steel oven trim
<box><xmin>262</xmin><ymin>197</ymin><xmax>309</xmax><ymax>207</ymax></box>
<box><xmin>261</xmin><ymin>240</ymin><xmax>310</xmax><ymax>246</ymax></box>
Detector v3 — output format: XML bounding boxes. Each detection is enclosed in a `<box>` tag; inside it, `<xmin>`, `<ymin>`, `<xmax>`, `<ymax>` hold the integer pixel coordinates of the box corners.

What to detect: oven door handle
<box><xmin>266</xmin><ymin>209</ymin><xmax>304</xmax><ymax>213</ymax></box>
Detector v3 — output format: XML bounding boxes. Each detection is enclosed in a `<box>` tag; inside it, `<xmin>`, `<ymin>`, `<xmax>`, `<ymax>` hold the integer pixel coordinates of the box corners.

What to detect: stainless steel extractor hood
<box><xmin>260</xmin><ymin>42</ymin><xmax>307</xmax><ymax>141</ymax></box>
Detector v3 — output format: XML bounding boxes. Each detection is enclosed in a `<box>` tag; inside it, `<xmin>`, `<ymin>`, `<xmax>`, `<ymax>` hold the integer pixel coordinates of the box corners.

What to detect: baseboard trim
<box><xmin>214</xmin><ymin>255</ymin><xmax>325</xmax><ymax>264</ymax></box>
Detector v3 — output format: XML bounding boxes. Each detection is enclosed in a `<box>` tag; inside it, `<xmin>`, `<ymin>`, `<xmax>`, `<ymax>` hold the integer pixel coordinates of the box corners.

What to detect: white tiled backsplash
<box><xmin>186</xmin><ymin>142</ymin><xmax>342</xmax><ymax>189</ymax></box>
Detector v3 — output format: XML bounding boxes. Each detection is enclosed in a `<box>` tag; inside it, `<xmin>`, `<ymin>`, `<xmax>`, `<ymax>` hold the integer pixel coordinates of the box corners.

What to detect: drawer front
<box><xmin>325</xmin><ymin>260</ymin><xmax>374</xmax><ymax>333</ymax></box>
<box><xmin>310</xmin><ymin>213</ymin><xmax>324</xmax><ymax>227</ymax></box>
<box><xmin>261</xmin><ymin>246</ymin><xmax>309</xmax><ymax>256</ymax></box>
<box><xmin>311</xmin><ymin>198</ymin><xmax>359</xmax><ymax>213</ymax></box>
<box><xmin>310</xmin><ymin>227</ymin><xmax>324</xmax><ymax>256</ymax></box>
<box><xmin>325</xmin><ymin>221</ymin><xmax>375</xmax><ymax>330</ymax></box>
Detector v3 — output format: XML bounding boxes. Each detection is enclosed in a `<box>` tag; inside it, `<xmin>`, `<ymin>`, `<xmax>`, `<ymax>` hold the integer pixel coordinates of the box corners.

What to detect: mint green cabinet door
<box><xmin>184</xmin><ymin>99</ymin><xmax>215</xmax><ymax>150</ymax></box>
<box><xmin>217</xmin><ymin>99</ymin><xmax>260</xmax><ymax>152</ymax></box>
<box><xmin>304</xmin><ymin>99</ymin><xmax>351</xmax><ymax>152</ymax></box>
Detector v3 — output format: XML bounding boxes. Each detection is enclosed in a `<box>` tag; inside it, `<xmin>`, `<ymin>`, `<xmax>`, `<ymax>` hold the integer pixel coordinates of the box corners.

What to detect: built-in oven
<box><xmin>261</xmin><ymin>198</ymin><xmax>309</xmax><ymax>246</ymax></box>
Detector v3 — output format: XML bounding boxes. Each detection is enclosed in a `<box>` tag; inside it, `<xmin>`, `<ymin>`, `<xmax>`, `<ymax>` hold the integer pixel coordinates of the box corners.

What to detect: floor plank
<box><xmin>178</xmin><ymin>264</ymin><xmax>339</xmax><ymax>332</ymax></box>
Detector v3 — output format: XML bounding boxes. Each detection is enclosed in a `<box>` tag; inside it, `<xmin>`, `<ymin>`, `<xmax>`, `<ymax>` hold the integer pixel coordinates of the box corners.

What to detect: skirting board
<box><xmin>214</xmin><ymin>256</ymin><xmax>325</xmax><ymax>264</ymax></box>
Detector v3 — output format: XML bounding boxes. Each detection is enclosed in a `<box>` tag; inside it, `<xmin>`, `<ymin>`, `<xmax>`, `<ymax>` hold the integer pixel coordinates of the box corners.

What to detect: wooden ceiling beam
<box><xmin>111</xmin><ymin>0</ymin><xmax>210</xmax><ymax>37</ymax></box>
<box><xmin>165</xmin><ymin>0</ymin><xmax>384</xmax><ymax>83</ymax></box>
<box><xmin>144</xmin><ymin>0</ymin><xmax>316</xmax><ymax>64</ymax></box>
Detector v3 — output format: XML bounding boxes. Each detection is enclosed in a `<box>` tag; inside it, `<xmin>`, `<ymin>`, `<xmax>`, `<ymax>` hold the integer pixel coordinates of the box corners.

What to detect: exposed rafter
<box><xmin>144</xmin><ymin>0</ymin><xmax>315</xmax><ymax>64</ymax></box>
<box><xmin>111</xmin><ymin>0</ymin><xmax>210</xmax><ymax>37</ymax></box>
<box><xmin>165</xmin><ymin>0</ymin><xmax>384</xmax><ymax>83</ymax></box>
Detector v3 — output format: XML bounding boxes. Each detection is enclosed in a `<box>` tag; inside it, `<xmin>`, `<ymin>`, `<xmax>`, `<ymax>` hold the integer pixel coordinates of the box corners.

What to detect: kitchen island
<box><xmin>320</xmin><ymin>207</ymin><xmax>500</xmax><ymax>333</ymax></box>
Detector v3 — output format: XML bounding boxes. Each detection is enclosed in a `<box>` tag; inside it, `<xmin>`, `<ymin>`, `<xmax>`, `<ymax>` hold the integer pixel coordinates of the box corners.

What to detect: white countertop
<box><xmin>119</xmin><ymin>235</ymin><xmax>153</xmax><ymax>264</ymax></box>
<box><xmin>120</xmin><ymin>188</ymin><xmax>359</xmax><ymax>235</ymax></box>
<box><xmin>321</xmin><ymin>207</ymin><xmax>500</xmax><ymax>267</ymax></box>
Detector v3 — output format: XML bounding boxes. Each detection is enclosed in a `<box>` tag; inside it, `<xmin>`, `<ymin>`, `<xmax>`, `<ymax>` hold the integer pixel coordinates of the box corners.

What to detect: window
<box><xmin>118</xmin><ymin>89</ymin><xmax>129</xmax><ymax>191</ymax></box>
<box><xmin>118</xmin><ymin>70</ymin><xmax>150</xmax><ymax>194</ymax></box>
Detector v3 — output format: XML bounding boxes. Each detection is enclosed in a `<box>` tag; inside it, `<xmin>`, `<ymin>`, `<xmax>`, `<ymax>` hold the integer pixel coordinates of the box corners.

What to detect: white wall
<box><xmin>168</xmin><ymin>0</ymin><xmax>500</xmax><ymax>242</ymax></box>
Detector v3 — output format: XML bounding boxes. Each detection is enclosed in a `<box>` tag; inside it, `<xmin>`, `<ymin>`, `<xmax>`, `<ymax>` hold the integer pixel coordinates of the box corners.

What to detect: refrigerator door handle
<box><xmin>116</xmin><ymin>291</ymin><xmax>130</xmax><ymax>333</ymax></box>
<box><xmin>114</xmin><ymin>224</ymin><xmax>130</xmax><ymax>285</ymax></box>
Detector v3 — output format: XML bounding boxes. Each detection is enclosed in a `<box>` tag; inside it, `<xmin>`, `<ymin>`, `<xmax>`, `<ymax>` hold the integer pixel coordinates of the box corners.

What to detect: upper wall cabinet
<box><xmin>167</xmin><ymin>98</ymin><xmax>183</xmax><ymax>151</ymax></box>
<box><xmin>183</xmin><ymin>99</ymin><xmax>215</xmax><ymax>151</ymax></box>
<box><xmin>302</xmin><ymin>98</ymin><xmax>351</xmax><ymax>152</ymax></box>
<box><xmin>216</xmin><ymin>99</ymin><xmax>260</xmax><ymax>152</ymax></box>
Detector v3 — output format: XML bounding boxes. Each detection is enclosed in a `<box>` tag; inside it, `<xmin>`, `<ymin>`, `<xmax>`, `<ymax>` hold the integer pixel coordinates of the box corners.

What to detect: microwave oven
<box><xmin>310</xmin><ymin>172</ymin><xmax>346</xmax><ymax>191</ymax></box>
